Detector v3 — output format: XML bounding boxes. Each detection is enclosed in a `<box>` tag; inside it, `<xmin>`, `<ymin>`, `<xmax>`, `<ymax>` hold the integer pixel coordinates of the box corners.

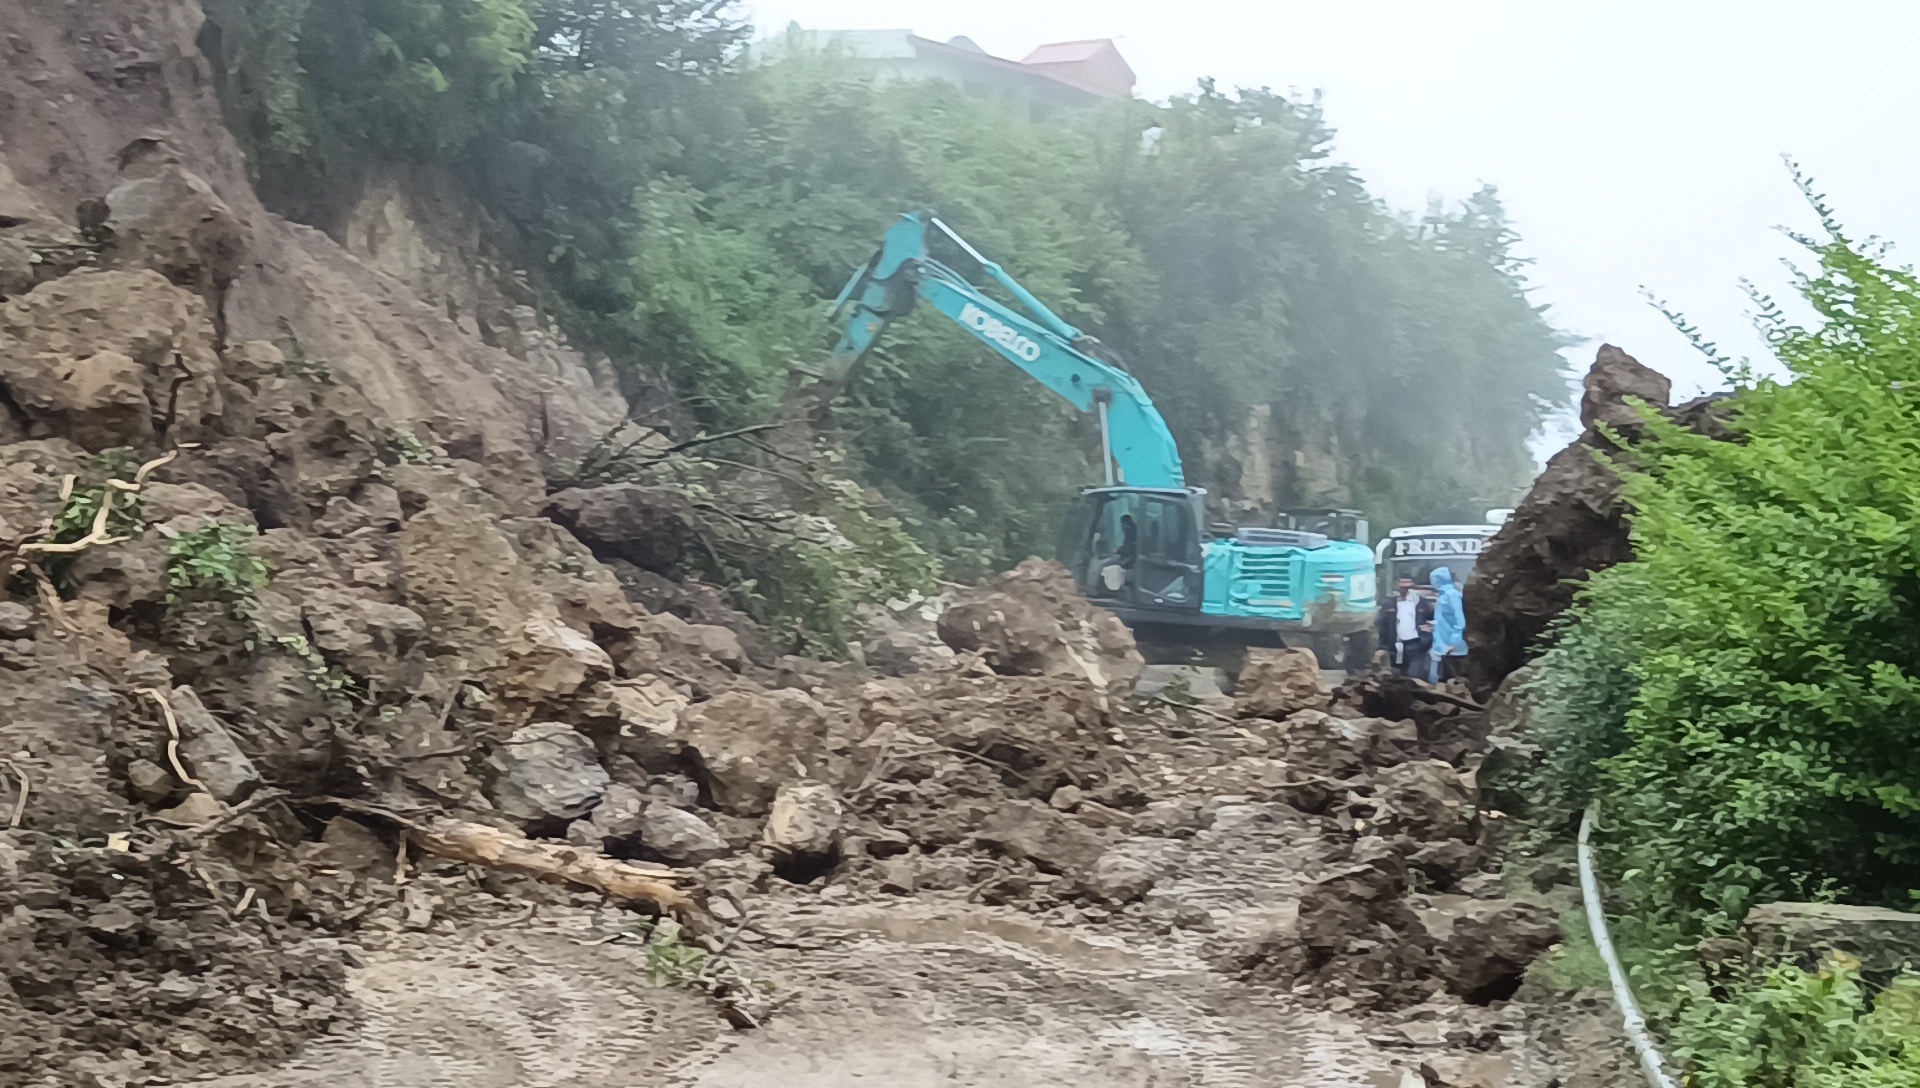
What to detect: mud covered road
<box><xmin>206</xmin><ymin>905</ymin><xmax>1531</xmax><ymax>1088</ymax></box>
<box><xmin>203</xmin><ymin>796</ymin><xmax>1593</xmax><ymax>1088</ymax></box>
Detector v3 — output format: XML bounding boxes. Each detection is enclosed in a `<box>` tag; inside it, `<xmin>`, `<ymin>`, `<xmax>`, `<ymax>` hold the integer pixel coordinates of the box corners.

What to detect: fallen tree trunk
<box><xmin>409</xmin><ymin>818</ymin><xmax>698</xmax><ymax>916</ymax></box>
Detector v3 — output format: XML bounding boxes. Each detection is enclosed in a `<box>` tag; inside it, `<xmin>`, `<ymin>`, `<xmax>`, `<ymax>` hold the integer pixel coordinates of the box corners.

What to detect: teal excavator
<box><xmin>827</xmin><ymin>212</ymin><xmax>1378</xmax><ymax>667</ymax></box>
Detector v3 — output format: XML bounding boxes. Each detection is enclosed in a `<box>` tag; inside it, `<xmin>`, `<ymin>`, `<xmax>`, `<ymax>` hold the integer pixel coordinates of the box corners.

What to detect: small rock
<box><xmin>0</xmin><ymin>601</ymin><xmax>31</xmax><ymax>638</ymax></box>
<box><xmin>975</xmin><ymin>800</ymin><xmax>1110</xmax><ymax>875</ymax></box>
<box><xmin>1086</xmin><ymin>851</ymin><xmax>1157</xmax><ymax>904</ymax></box>
<box><xmin>1132</xmin><ymin>799</ymin><xmax>1210</xmax><ymax>838</ymax></box>
<box><xmin>320</xmin><ymin>817</ymin><xmax>389</xmax><ymax>872</ymax></box>
<box><xmin>566</xmin><ymin>782</ymin><xmax>649</xmax><ymax>850</ymax></box>
<box><xmin>646</xmin><ymin>774</ymin><xmax>702</xmax><ymax>809</ymax></box>
<box><xmin>864</xmin><ymin>826</ymin><xmax>912</xmax><ymax>858</ymax></box>
<box><xmin>876</xmin><ymin>857</ymin><xmax>918</xmax><ymax>894</ymax></box>
<box><xmin>1695</xmin><ymin>936</ymin><xmax>1751</xmax><ymax>969</ymax></box>
<box><xmin>169</xmin><ymin>686</ymin><xmax>262</xmax><ymax>803</ymax></box>
<box><xmin>1456</xmin><ymin>872</ymin><xmax>1504</xmax><ymax>898</ymax></box>
<box><xmin>1134</xmin><ymin>664</ymin><xmax>1229</xmax><ymax>699</ymax></box>
<box><xmin>125</xmin><ymin>758</ymin><xmax>175</xmax><ymax>804</ymax></box>
<box><xmin>153</xmin><ymin>792</ymin><xmax>222</xmax><ymax>827</ymax></box>
<box><xmin>1145</xmin><ymin>894</ymin><xmax>1215</xmax><ymax>931</ymax></box>
<box><xmin>1408</xmin><ymin>839</ymin><xmax>1481</xmax><ymax>886</ymax></box>
<box><xmin>1048</xmin><ymin>785</ymin><xmax>1084</xmax><ymax>811</ymax></box>
<box><xmin>763</xmin><ymin>782</ymin><xmax>844</xmax><ymax>861</ymax></box>
<box><xmin>1529</xmin><ymin>862</ymin><xmax>1577</xmax><ymax>893</ymax></box>
<box><xmin>485</xmin><ymin>722</ymin><xmax>608</xmax><ymax>826</ymax></box>
<box><xmin>912</xmin><ymin>853</ymin><xmax>976</xmax><ymax>891</ymax></box>
<box><xmin>639</xmin><ymin>803</ymin><xmax>730</xmax><ymax>865</ymax></box>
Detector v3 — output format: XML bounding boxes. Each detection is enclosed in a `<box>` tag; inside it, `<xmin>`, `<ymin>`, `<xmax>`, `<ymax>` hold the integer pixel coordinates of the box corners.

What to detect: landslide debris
<box><xmin>0</xmin><ymin>1</ymin><xmax>1572</xmax><ymax>1082</ymax></box>
<box><xmin>1464</xmin><ymin>343</ymin><xmax>1735</xmax><ymax>696</ymax></box>
<box><xmin>937</xmin><ymin>559</ymin><xmax>1144</xmax><ymax>694</ymax></box>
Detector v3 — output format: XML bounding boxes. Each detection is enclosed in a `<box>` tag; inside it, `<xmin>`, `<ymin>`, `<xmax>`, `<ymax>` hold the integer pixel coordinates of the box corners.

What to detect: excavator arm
<box><xmin>828</xmin><ymin>212</ymin><xmax>1186</xmax><ymax>490</ymax></box>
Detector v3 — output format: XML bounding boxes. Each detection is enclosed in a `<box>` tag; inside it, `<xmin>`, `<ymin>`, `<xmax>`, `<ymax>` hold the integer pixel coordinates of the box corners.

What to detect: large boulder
<box><xmin>89</xmin><ymin>143</ymin><xmax>250</xmax><ymax>294</ymax></box>
<box><xmin>1743</xmin><ymin>902</ymin><xmax>1920</xmax><ymax>975</ymax></box>
<box><xmin>484</xmin><ymin>722</ymin><xmax>608</xmax><ymax>826</ymax></box>
<box><xmin>1423</xmin><ymin>896</ymin><xmax>1562</xmax><ymax>1002</ymax></box>
<box><xmin>851</xmin><ymin>598</ymin><xmax>956</xmax><ymax>676</ymax></box>
<box><xmin>1226</xmin><ymin>838</ymin><xmax>1437</xmax><ymax>1011</ymax></box>
<box><xmin>1234</xmin><ymin>648</ymin><xmax>1329</xmax><ymax>719</ymax></box>
<box><xmin>1369</xmin><ymin>759</ymin><xmax>1478</xmax><ymax>842</ymax></box>
<box><xmin>399</xmin><ymin>496</ymin><xmax>613</xmax><ymax>702</ymax></box>
<box><xmin>1268</xmin><ymin>710</ymin><xmax>1407</xmax><ymax>778</ymax></box>
<box><xmin>1464</xmin><ymin>344</ymin><xmax>1734</xmax><ymax>697</ymax></box>
<box><xmin>544</xmin><ymin>483</ymin><xmax>697</xmax><ymax>573</ymax></box>
<box><xmin>0</xmin><ymin>269</ymin><xmax>223</xmax><ymax>450</ymax></box>
<box><xmin>679</xmin><ymin>689</ymin><xmax>846</xmax><ymax>816</ymax></box>
<box><xmin>938</xmin><ymin>560</ymin><xmax>1143</xmax><ymax>694</ymax></box>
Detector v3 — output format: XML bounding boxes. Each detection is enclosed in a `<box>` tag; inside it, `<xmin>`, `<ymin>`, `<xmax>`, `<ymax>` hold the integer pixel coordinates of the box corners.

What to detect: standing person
<box><xmin>1427</xmin><ymin>565</ymin><xmax>1468</xmax><ymax>682</ymax></box>
<box><xmin>1376</xmin><ymin>575</ymin><xmax>1433</xmax><ymax>676</ymax></box>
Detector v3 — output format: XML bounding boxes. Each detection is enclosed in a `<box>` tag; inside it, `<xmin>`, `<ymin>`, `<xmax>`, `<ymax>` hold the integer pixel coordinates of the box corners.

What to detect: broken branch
<box><xmin>184</xmin><ymin>787</ymin><xmax>289</xmax><ymax>838</ymax></box>
<box><xmin>18</xmin><ymin>486</ymin><xmax>122</xmax><ymax>555</ymax></box>
<box><xmin>1</xmin><ymin>759</ymin><xmax>30</xmax><ymax>828</ymax></box>
<box><xmin>136</xmin><ymin>686</ymin><xmax>211</xmax><ymax>797</ymax></box>
<box><xmin>407</xmin><ymin>818</ymin><xmax>695</xmax><ymax>916</ymax></box>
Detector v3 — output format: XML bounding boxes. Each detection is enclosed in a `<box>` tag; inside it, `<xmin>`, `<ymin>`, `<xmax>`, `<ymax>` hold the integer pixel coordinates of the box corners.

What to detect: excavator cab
<box><xmin>1282</xmin><ymin>508</ymin><xmax>1371</xmax><ymax>546</ymax></box>
<box><xmin>1059</xmin><ymin>488</ymin><xmax>1206</xmax><ymax>615</ymax></box>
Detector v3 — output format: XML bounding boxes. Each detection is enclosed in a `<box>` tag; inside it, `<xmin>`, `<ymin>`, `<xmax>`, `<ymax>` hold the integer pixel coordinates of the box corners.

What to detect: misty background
<box><xmin>745</xmin><ymin>0</ymin><xmax>1920</xmax><ymax>435</ymax></box>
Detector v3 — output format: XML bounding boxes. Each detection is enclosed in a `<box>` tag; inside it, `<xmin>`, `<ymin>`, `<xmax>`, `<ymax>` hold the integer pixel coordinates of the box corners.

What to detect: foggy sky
<box><xmin>740</xmin><ymin>0</ymin><xmax>1920</xmax><ymax>436</ymax></box>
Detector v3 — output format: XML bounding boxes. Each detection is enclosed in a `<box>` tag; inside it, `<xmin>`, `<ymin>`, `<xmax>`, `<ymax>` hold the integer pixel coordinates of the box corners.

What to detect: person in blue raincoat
<box><xmin>1427</xmin><ymin>565</ymin><xmax>1468</xmax><ymax>683</ymax></box>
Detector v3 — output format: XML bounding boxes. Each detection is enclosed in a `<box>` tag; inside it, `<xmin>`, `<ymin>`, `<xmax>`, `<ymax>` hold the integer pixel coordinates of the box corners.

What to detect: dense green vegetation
<box><xmin>197</xmin><ymin>0</ymin><xmax>1565</xmax><ymax>589</ymax></box>
<box><xmin>1520</xmin><ymin>180</ymin><xmax>1920</xmax><ymax>1082</ymax></box>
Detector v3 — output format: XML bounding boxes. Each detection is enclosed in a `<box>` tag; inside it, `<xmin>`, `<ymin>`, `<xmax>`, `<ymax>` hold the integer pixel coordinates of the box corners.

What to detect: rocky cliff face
<box><xmin>0</xmin><ymin>0</ymin><xmax>625</xmax><ymax>506</ymax></box>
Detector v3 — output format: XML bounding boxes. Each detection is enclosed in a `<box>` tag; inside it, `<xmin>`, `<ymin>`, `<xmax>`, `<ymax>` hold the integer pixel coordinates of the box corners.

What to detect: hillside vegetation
<box><xmin>1522</xmin><ymin>180</ymin><xmax>1920</xmax><ymax>1084</ymax></box>
<box><xmin>197</xmin><ymin>0</ymin><xmax>1566</xmax><ymax>584</ymax></box>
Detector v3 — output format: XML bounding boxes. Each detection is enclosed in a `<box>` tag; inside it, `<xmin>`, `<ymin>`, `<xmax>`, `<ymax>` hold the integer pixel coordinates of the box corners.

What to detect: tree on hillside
<box><xmin>197</xmin><ymin>1</ymin><xmax>1567</xmax><ymax>575</ymax></box>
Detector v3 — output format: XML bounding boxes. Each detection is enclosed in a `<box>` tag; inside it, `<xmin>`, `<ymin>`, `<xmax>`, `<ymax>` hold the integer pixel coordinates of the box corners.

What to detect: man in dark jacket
<box><xmin>1376</xmin><ymin>575</ymin><xmax>1433</xmax><ymax>676</ymax></box>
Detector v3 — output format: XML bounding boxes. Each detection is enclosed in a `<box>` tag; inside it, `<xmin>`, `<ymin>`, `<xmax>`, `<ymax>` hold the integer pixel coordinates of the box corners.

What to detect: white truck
<box><xmin>1374</xmin><ymin>509</ymin><xmax>1512</xmax><ymax>590</ymax></box>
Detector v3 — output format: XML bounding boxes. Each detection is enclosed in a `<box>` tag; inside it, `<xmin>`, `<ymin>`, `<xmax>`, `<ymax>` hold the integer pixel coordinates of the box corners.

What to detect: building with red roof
<box><xmin>760</xmin><ymin>26</ymin><xmax>1136</xmax><ymax>119</ymax></box>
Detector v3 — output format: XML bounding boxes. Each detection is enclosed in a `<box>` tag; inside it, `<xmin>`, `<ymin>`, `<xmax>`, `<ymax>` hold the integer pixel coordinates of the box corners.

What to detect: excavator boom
<box><xmin>828</xmin><ymin>213</ymin><xmax>1184</xmax><ymax>489</ymax></box>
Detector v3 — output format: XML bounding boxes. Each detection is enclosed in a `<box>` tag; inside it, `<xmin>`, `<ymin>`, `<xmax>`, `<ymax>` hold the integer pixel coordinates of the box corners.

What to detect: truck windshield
<box><xmin>1390</xmin><ymin>556</ymin><xmax>1478</xmax><ymax>587</ymax></box>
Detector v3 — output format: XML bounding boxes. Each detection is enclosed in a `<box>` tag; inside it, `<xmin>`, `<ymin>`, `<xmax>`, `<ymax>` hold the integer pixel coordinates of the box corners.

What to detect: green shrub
<box><xmin>1527</xmin><ymin>180</ymin><xmax>1920</xmax><ymax>922</ymax></box>
<box><xmin>1676</xmin><ymin>961</ymin><xmax>1920</xmax><ymax>1087</ymax></box>
<box><xmin>166</xmin><ymin>522</ymin><xmax>272</xmax><ymax>610</ymax></box>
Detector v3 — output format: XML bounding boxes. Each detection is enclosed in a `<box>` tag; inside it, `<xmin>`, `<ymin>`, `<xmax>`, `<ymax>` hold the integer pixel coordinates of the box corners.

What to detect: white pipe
<box><xmin>1579</xmin><ymin>801</ymin><xmax>1679</xmax><ymax>1088</ymax></box>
